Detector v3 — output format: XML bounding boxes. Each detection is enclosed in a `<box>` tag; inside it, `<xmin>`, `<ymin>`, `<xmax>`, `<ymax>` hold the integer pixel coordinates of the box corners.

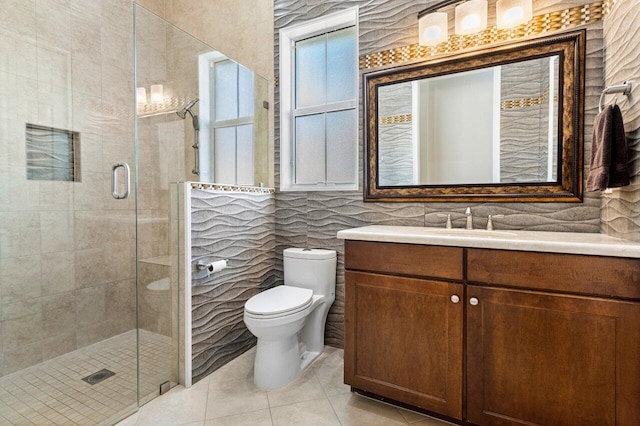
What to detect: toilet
<box><xmin>243</xmin><ymin>248</ymin><xmax>337</xmax><ymax>390</ymax></box>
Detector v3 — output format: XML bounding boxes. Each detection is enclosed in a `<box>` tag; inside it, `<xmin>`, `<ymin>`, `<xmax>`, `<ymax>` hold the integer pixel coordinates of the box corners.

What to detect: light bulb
<box><xmin>419</xmin><ymin>12</ymin><xmax>448</xmax><ymax>46</ymax></box>
<box><xmin>136</xmin><ymin>87</ymin><xmax>147</xmax><ymax>105</ymax></box>
<box><xmin>497</xmin><ymin>0</ymin><xmax>533</xmax><ymax>29</ymax></box>
<box><xmin>150</xmin><ymin>84</ymin><xmax>164</xmax><ymax>104</ymax></box>
<box><xmin>455</xmin><ymin>0</ymin><xmax>488</xmax><ymax>35</ymax></box>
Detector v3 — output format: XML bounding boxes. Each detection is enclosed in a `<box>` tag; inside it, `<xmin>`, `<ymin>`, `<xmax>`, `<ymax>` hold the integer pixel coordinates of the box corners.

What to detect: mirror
<box><xmin>364</xmin><ymin>30</ymin><xmax>585</xmax><ymax>202</ymax></box>
<box><xmin>135</xmin><ymin>9</ymin><xmax>269</xmax><ymax>188</ymax></box>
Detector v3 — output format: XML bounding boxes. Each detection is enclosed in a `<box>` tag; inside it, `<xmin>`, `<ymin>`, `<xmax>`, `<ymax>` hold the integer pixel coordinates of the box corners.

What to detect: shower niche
<box><xmin>25</xmin><ymin>124</ymin><xmax>81</xmax><ymax>182</ymax></box>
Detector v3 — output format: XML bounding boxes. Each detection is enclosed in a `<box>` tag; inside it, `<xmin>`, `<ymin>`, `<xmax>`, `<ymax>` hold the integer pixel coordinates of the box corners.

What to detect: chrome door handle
<box><xmin>111</xmin><ymin>162</ymin><xmax>130</xmax><ymax>199</ymax></box>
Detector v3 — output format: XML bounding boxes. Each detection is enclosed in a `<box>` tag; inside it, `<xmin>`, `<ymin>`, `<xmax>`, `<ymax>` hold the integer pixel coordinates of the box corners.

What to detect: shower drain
<box><xmin>81</xmin><ymin>369</ymin><xmax>116</xmax><ymax>385</ymax></box>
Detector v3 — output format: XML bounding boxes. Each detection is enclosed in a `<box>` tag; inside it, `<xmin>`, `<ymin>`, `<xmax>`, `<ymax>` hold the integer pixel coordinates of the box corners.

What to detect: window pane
<box><xmin>295</xmin><ymin>35</ymin><xmax>326</xmax><ymax>109</ymax></box>
<box><xmin>238</xmin><ymin>64</ymin><xmax>254</xmax><ymax>118</ymax></box>
<box><xmin>214</xmin><ymin>60</ymin><xmax>238</xmax><ymax>121</ymax></box>
<box><xmin>327</xmin><ymin>27</ymin><xmax>356</xmax><ymax>104</ymax></box>
<box><xmin>214</xmin><ymin>127</ymin><xmax>237</xmax><ymax>183</ymax></box>
<box><xmin>326</xmin><ymin>109</ymin><xmax>356</xmax><ymax>183</ymax></box>
<box><xmin>295</xmin><ymin>114</ymin><xmax>325</xmax><ymax>184</ymax></box>
<box><xmin>237</xmin><ymin>124</ymin><xmax>254</xmax><ymax>185</ymax></box>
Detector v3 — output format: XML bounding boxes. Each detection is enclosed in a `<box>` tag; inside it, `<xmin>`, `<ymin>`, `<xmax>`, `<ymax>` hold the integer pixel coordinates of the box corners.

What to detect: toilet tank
<box><xmin>283</xmin><ymin>248</ymin><xmax>337</xmax><ymax>297</ymax></box>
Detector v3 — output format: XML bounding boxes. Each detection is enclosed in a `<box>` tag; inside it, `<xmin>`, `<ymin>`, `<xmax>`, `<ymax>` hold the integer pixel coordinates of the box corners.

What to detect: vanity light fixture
<box><xmin>455</xmin><ymin>0</ymin><xmax>488</xmax><ymax>35</ymax></box>
<box><xmin>417</xmin><ymin>0</ymin><xmax>534</xmax><ymax>46</ymax></box>
<box><xmin>496</xmin><ymin>0</ymin><xmax>533</xmax><ymax>29</ymax></box>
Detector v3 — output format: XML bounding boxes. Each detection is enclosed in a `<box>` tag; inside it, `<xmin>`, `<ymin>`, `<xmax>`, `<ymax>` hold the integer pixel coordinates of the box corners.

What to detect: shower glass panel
<box><xmin>0</xmin><ymin>0</ymin><xmax>140</xmax><ymax>424</ymax></box>
<box><xmin>135</xmin><ymin>5</ymin><xmax>210</xmax><ymax>405</ymax></box>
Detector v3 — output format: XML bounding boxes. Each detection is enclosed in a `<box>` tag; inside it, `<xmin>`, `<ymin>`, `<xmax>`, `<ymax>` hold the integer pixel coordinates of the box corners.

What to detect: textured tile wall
<box><xmin>274</xmin><ymin>0</ymin><xmax>604</xmax><ymax>348</ymax></box>
<box><xmin>600</xmin><ymin>0</ymin><xmax>640</xmax><ymax>242</ymax></box>
<box><xmin>190</xmin><ymin>189</ymin><xmax>276</xmax><ymax>382</ymax></box>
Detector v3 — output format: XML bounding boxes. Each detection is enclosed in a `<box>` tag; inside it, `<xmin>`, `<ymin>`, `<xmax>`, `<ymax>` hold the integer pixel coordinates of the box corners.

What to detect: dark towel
<box><xmin>586</xmin><ymin>104</ymin><xmax>630</xmax><ymax>191</ymax></box>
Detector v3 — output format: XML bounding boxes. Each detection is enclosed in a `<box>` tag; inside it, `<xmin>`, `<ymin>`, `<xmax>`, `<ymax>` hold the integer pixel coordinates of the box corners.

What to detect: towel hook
<box><xmin>599</xmin><ymin>81</ymin><xmax>632</xmax><ymax>113</ymax></box>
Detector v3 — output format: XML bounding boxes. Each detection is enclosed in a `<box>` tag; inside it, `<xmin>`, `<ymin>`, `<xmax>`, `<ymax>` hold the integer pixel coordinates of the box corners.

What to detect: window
<box><xmin>198</xmin><ymin>52</ymin><xmax>256</xmax><ymax>186</ymax></box>
<box><xmin>211</xmin><ymin>59</ymin><xmax>254</xmax><ymax>185</ymax></box>
<box><xmin>211</xmin><ymin>59</ymin><xmax>255</xmax><ymax>185</ymax></box>
<box><xmin>280</xmin><ymin>7</ymin><xmax>358</xmax><ymax>191</ymax></box>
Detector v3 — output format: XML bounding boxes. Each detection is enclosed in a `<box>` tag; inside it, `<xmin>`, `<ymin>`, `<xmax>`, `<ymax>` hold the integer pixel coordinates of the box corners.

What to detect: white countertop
<box><xmin>336</xmin><ymin>226</ymin><xmax>640</xmax><ymax>258</ymax></box>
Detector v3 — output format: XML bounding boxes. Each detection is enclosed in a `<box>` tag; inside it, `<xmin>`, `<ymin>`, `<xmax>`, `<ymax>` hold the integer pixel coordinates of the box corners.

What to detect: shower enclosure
<box><xmin>0</xmin><ymin>2</ymin><xmax>217</xmax><ymax>424</ymax></box>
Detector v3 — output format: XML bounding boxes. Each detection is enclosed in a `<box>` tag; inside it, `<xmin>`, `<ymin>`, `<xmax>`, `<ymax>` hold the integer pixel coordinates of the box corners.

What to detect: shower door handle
<box><xmin>111</xmin><ymin>162</ymin><xmax>131</xmax><ymax>199</ymax></box>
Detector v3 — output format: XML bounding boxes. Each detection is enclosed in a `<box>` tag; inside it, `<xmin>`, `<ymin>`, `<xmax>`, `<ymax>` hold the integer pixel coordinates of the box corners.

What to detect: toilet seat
<box><xmin>245</xmin><ymin>286</ymin><xmax>313</xmax><ymax>319</ymax></box>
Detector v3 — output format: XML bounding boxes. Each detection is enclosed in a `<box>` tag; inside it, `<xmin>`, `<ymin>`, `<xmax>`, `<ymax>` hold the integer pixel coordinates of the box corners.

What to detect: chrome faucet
<box><xmin>437</xmin><ymin>213</ymin><xmax>453</xmax><ymax>229</ymax></box>
<box><xmin>465</xmin><ymin>207</ymin><xmax>473</xmax><ymax>230</ymax></box>
<box><xmin>486</xmin><ymin>214</ymin><xmax>505</xmax><ymax>231</ymax></box>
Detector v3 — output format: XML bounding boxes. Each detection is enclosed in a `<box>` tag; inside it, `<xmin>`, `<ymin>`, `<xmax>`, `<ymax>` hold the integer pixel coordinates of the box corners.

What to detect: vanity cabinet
<box><xmin>344</xmin><ymin>240</ymin><xmax>640</xmax><ymax>425</ymax></box>
<box><xmin>344</xmin><ymin>241</ymin><xmax>464</xmax><ymax>419</ymax></box>
<box><xmin>345</xmin><ymin>271</ymin><xmax>463</xmax><ymax>418</ymax></box>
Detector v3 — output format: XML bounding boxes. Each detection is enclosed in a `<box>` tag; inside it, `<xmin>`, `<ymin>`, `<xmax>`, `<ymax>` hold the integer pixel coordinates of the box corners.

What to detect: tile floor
<box><xmin>0</xmin><ymin>329</ymin><xmax>173</xmax><ymax>426</ymax></box>
<box><xmin>117</xmin><ymin>346</ymin><xmax>453</xmax><ymax>426</ymax></box>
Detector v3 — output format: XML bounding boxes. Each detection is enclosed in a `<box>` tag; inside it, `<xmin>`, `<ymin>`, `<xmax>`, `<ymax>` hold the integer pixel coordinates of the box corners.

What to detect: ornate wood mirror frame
<box><xmin>364</xmin><ymin>30</ymin><xmax>585</xmax><ymax>202</ymax></box>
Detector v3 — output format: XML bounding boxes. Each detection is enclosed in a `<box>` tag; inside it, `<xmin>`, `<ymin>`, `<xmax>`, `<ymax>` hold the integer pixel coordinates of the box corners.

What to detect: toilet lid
<box><xmin>245</xmin><ymin>286</ymin><xmax>313</xmax><ymax>316</ymax></box>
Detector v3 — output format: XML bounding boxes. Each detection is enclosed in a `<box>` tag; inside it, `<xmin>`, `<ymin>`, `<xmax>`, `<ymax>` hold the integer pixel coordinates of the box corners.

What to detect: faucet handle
<box><xmin>437</xmin><ymin>213</ymin><xmax>453</xmax><ymax>229</ymax></box>
<box><xmin>486</xmin><ymin>214</ymin><xmax>505</xmax><ymax>231</ymax></box>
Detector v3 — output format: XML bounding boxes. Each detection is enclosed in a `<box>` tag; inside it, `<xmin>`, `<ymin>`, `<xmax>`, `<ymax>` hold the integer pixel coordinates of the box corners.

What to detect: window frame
<box><xmin>279</xmin><ymin>7</ymin><xmax>359</xmax><ymax>191</ymax></box>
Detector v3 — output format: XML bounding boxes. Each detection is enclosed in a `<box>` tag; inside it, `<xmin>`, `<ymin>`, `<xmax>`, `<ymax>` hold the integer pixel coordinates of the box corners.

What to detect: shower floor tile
<box><xmin>0</xmin><ymin>329</ymin><xmax>173</xmax><ymax>426</ymax></box>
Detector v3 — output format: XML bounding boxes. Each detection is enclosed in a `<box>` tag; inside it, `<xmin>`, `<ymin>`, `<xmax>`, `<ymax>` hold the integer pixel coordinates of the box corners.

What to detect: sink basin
<box><xmin>423</xmin><ymin>228</ymin><xmax>518</xmax><ymax>238</ymax></box>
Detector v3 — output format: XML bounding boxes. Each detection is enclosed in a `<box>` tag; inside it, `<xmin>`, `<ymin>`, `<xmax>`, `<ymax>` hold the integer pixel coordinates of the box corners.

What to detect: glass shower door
<box><xmin>0</xmin><ymin>0</ymin><xmax>140</xmax><ymax>424</ymax></box>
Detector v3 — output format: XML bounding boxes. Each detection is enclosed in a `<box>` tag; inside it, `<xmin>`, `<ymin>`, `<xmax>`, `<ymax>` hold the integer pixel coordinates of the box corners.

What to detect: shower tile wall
<box><xmin>601</xmin><ymin>0</ymin><xmax>640</xmax><ymax>242</ymax></box>
<box><xmin>274</xmin><ymin>0</ymin><xmax>604</xmax><ymax>348</ymax></box>
<box><xmin>190</xmin><ymin>189</ymin><xmax>276</xmax><ymax>383</ymax></box>
<box><xmin>0</xmin><ymin>0</ymin><xmax>136</xmax><ymax>376</ymax></box>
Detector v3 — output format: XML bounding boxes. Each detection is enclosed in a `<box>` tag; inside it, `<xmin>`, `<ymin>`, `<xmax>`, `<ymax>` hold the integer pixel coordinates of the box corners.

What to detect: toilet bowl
<box><xmin>243</xmin><ymin>248</ymin><xmax>336</xmax><ymax>390</ymax></box>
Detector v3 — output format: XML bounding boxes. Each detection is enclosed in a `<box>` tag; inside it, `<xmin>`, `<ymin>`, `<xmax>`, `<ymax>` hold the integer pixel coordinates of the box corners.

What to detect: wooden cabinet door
<box><xmin>466</xmin><ymin>286</ymin><xmax>640</xmax><ymax>426</ymax></box>
<box><xmin>345</xmin><ymin>271</ymin><xmax>463</xmax><ymax>419</ymax></box>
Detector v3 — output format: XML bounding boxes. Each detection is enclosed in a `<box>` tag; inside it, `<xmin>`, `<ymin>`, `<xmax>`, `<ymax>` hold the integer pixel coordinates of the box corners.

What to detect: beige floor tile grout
<box><xmin>113</xmin><ymin>345</ymin><xmax>452</xmax><ymax>426</ymax></box>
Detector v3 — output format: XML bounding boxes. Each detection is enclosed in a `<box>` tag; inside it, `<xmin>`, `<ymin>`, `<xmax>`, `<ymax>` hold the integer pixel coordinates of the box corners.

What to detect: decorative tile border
<box><xmin>379</xmin><ymin>113</ymin><xmax>412</xmax><ymax>125</ymax></box>
<box><xmin>190</xmin><ymin>182</ymin><xmax>276</xmax><ymax>194</ymax></box>
<box><xmin>501</xmin><ymin>90</ymin><xmax>558</xmax><ymax>110</ymax></box>
<box><xmin>359</xmin><ymin>0</ymin><xmax>616</xmax><ymax>70</ymax></box>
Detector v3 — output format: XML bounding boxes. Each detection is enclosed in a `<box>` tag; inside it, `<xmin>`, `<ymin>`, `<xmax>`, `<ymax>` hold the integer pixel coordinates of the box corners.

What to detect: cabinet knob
<box><xmin>450</xmin><ymin>295</ymin><xmax>460</xmax><ymax>304</ymax></box>
<box><xmin>469</xmin><ymin>297</ymin><xmax>479</xmax><ymax>306</ymax></box>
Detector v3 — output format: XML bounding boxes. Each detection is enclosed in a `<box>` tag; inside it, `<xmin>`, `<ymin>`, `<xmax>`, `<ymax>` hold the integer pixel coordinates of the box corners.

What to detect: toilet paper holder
<box><xmin>195</xmin><ymin>259</ymin><xmax>229</xmax><ymax>272</ymax></box>
<box><xmin>193</xmin><ymin>257</ymin><xmax>229</xmax><ymax>280</ymax></box>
